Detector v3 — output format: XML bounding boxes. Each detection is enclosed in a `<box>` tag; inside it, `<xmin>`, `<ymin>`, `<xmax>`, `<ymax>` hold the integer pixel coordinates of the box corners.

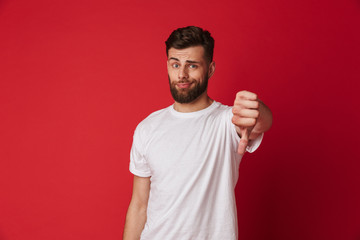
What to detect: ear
<box><xmin>208</xmin><ymin>61</ymin><xmax>216</xmax><ymax>78</ymax></box>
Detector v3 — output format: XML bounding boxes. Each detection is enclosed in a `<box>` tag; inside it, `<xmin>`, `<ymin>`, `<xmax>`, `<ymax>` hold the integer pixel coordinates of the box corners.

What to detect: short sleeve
<box><xmin>246</xmin><ymin>132</ymin><xmax>264</xmax><ymax>153</ymax></box>
<box><xmin>129</xmin><ymin>126</ymin><xmax>152</xmax><ymax>177</ymax></box>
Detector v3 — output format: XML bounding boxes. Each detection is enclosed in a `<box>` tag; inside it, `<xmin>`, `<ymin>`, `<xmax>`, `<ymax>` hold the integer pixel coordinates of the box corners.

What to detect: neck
<box><xmin>173</xmin><ymin>92</ymin><xmax>213</xmax><ymax>113</ymax></box>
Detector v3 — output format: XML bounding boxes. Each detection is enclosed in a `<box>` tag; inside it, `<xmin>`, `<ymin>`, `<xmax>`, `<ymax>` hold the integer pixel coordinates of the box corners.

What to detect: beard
<box><xmin>168</xmin><ymin>74</ymin><xmax>209</xmax><ymax>104</ymax></box>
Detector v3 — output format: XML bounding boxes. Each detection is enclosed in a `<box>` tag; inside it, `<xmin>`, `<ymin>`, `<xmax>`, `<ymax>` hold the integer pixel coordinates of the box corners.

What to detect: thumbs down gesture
<box><xmin>232</xmin><ymin>90</ymin><xmax>260</xmax><ymax>155</ymax></box>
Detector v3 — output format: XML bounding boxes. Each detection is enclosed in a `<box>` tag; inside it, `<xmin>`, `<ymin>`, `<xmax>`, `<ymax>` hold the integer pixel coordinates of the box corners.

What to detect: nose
<box><xmin>178</xmin><ymin>65</ymin><xmax>188</xmax><ymax>80</ymax></box>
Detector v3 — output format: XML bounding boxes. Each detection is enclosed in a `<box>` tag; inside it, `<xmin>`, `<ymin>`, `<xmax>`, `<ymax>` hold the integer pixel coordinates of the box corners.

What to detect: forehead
<box><xmin>168</xmin><ymin>46</ymin><xmax>206</xmax><ymax>62</ymax></box>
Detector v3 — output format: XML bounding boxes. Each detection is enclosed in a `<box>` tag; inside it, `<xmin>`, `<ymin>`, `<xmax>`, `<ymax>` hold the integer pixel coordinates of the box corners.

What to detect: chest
<box><xmin>145</xmin><ymin>116</ymin><xmax>229</xmax><ymax>177</ymax></box>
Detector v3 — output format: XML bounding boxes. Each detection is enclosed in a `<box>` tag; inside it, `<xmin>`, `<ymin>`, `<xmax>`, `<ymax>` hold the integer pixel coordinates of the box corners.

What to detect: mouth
<box><xmin>176</xmin><ymin>82</ymin><xmax>192</xmax><ymax>89</ymax></box>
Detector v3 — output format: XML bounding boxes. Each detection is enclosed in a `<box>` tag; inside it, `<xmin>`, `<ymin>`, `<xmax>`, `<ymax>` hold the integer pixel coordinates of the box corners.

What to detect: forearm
<box><xmin>249</xmin><ymin>100</ymin><xmax>272</xmax><ymax>140</ymax></box>
<box><xmin>123</xmin><ymin>201</ymin><xmax>147</xmax><ymax>240</ymax></box>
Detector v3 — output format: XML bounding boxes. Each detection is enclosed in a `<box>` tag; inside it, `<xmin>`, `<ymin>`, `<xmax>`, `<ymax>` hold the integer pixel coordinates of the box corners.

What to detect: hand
<box><xmin>232</xmin><ymin>91</ymin><xmax>260</xmax><ymax>155</ymax></box>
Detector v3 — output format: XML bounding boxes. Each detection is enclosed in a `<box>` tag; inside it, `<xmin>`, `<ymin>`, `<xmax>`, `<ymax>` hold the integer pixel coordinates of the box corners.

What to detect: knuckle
<box><xmin>232</xmin><ymin>107</ymin><xmax>236</xmax><ymax>114</ymax></box>
<box><xmin>237</xmin><ymin>90</ymin><xmax>246</xmax><ymax>97</ymax></box>
<box><xmin>231</xmin><ymin>116</ymin><xmax>239</xmax><ymax>125</ymax></box>
<box><xmin>232</xmin><ymin>107</ymin><xmax>240</xmax><ymax>115</ymax></box>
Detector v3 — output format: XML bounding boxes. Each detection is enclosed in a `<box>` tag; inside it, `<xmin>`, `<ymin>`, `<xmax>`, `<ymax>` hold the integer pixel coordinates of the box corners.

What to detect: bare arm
<box><xmin>123</xmin><ymin>175</ymin><xmax>151</xmax><ymax>240</ymax></box>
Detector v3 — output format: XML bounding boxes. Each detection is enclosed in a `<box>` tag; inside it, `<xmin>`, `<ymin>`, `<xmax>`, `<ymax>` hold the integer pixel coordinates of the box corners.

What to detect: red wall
<box><xmin>0</xmin><ymin>0</ymin><xmax>359</xmax><ymax>239</ymax></box>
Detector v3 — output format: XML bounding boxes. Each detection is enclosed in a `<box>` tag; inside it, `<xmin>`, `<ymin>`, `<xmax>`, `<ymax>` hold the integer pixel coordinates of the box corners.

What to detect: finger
<box><xmin>234</xmin><ymin>99</ymin><xmax>259</xmax><ymax>109</ymax></box>
<box><xmin>232</xmin><ymin>108</ymin><xmax>260</xmax><ymax>119</ymax></box>
<box><xmin>236</xmin><ymin>91</ymin><xmax>258</xmax><ymax>101</ymax></box>
<box><xmin>232</xmin><ymin>116</ymin><xmax>256</xmax><ymax>128</ymax></box>
<box><xmin>237</xmin><ymin>128</ymin><xmax>249</xmax><ymax>155</ymax></box>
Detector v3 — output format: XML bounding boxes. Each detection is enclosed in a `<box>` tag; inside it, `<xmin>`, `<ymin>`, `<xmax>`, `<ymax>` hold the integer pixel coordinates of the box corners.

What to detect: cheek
<box><xmin>170</xmin><ymin>70</ymin><xmax>184</xmax><ymax>82</ymax></box>
<box><xmin>168</xmin><ymin>71</ymin><xmax>177</xmax><ymax>83</ymax></box>
<box><xmin>190</xmin><ymin>71</ymin><xmax>205</xmax><ymax>80</ymax></box>
<box><xmin>168</xmin><ymin>71</ymin><xmax>177</xmax><ymax>80</ymax></box>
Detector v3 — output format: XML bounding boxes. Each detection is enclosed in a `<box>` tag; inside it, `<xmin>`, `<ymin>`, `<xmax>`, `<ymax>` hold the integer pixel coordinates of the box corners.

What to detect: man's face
<box><xmin>167</xmin><ymin>46</ymin><xmax>214</xmax><ymax>103</ymax></box>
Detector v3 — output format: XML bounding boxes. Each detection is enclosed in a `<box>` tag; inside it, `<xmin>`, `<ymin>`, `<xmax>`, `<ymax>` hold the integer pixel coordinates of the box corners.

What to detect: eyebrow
<box><xmin>168</xmin><ymin>57</ymin><xmax>200</xmax><ymax>64</ymax></box>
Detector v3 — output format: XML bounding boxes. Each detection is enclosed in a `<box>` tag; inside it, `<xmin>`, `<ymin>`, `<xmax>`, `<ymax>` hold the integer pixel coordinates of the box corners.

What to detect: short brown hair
<box><xmin>165</xmin><ymin>26</ymin><xmax>215</xmax><ymax>63</ymax></box>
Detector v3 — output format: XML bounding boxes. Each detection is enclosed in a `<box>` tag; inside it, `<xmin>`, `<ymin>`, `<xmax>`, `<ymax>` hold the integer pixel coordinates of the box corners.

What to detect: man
<box><xmin>123</xmin><ymin>26</ymin><xmax>273</xmax><ymax>240</ymax></box>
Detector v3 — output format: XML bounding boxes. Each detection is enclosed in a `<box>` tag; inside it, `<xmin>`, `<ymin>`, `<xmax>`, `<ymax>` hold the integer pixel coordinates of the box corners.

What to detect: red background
<box><xmin>0</xmin><ymin>0</ymin><xmax>359</xmax><ymax>239</ymax></box>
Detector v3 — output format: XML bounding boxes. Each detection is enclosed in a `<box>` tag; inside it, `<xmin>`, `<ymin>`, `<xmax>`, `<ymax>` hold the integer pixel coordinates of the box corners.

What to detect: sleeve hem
<box><xmin>129</xmin><ymin>167</ymin><xmax>151</xmax><ymax>177</ymax></box>
<box><xmin>246</xmin><ymin>132</ymin><xmax>264</xmax><ymax>153</ymax></box>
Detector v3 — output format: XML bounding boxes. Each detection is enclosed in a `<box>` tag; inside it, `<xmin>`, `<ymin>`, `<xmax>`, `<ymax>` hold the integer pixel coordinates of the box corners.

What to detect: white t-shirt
<box><xmin>129</xmin><ymin>101</ymin><xmax>263</xmax><ymax>240</ymax></box>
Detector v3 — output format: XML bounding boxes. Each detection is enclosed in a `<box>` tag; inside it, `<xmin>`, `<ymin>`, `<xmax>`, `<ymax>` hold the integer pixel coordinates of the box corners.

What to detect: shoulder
<box><xmin>135</xmin><ymin>105</ymin><xmax>172</xmax><ymax>133</ymax></box>
<box><xmin>215</xmin><ymin>101</ymin><xmax>232</xmax><ymax>111</ymax></box>
<box><xmin>211</xmin><ymin>101</ymin><xmax>233</xmax><ymax>118</ymax></box>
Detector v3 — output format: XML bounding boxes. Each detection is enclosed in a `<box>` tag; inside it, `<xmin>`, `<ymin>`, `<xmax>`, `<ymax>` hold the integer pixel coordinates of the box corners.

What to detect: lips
<box><xmin>176</xmin><ymin>82</ymin><xmax>192</xmax><ymax>89</ymax></box>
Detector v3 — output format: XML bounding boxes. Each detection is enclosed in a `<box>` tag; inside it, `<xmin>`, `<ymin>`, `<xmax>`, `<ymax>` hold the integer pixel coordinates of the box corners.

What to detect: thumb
<box><xmin>237</xmin><ymin>127</ymin><xmax>249</xmax><ymax>155</ymax></box>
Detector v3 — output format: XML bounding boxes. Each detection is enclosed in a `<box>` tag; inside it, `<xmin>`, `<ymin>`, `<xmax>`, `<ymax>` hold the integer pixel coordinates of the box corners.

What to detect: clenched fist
<box><xmin>232</xmin><ymin>90</ymin><xmax>260</xmax><ymax>155</ymax></box>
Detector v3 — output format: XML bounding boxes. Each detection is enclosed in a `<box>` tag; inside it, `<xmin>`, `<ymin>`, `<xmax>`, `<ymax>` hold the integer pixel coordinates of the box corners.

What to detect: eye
<box><xmin>172</xmin><ymin>63</ymin><xmax>180</xmax><ymax>68</ymax></box>
<box><xmin>189</xmin><ymin>64</ymin><xmax>198</xmax><ymax>69</ymax></box>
